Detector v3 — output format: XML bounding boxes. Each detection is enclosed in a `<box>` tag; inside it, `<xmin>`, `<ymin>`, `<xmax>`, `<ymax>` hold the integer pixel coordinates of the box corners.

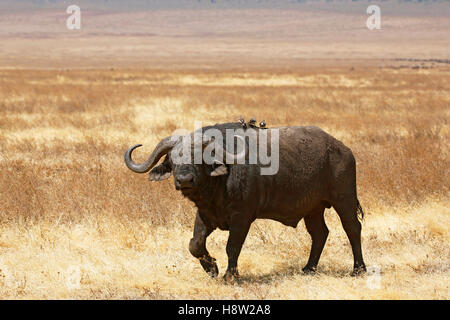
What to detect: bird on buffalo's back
<box><xmin>238</xmin><ymin>116</ymin><xmax>247</xmax><ymax>129</ymax></box>
<box><xmin>259</xmin><ymin>120</ymin><xmax>267</xmax><ymax>129</ymax></box>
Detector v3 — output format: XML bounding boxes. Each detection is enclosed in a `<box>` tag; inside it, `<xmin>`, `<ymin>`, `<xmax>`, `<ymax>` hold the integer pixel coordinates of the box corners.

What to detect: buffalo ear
<box><xmin>210</xmin><ymin>161</ymin><xmax>228</xmax><ymax>176</ymax></box>
<box><xmin>149</xmin><ymin>170</ymin><xmax>171</xmax><ymax>181</ymax></box>
<box><xmin>149</xmin><ymin>156</ymin><xmax>172</xmax><ymax>181</ymax></box>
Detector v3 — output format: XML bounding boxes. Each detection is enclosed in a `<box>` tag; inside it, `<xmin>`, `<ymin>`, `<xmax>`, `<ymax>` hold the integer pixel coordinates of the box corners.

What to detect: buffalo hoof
<box><xmin>199</xmin><ymin>256</ymin><xmax>218</xmax><ymax>278</ymax></box>
<box><xmin>302</xmin><ymin>265</ymin><xmax>317</xmax><ymax>275</ymax></box>
<box><xmin>223</xmin><ymin>270</ymin><xmax>240</xmax><ymax>284</ymax></box>
<box><xmin>351</xmin><ymin>264</ymin><xmax>367</xmax><ymax>277</ymax></box>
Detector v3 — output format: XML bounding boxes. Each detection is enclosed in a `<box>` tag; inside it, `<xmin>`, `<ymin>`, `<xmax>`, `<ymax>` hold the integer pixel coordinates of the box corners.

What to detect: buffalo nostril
<box><xmin>177</xmin><ymin>173</ymin><xmax>194</xmax><ymax>185</ymax></box>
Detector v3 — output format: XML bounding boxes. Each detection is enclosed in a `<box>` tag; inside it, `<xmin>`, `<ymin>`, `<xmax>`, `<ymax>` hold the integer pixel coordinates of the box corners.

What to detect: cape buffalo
<box><xmin>124</xmin><ymin>122</ymin><xmax>366</xmax><ymax>281</ymax></box>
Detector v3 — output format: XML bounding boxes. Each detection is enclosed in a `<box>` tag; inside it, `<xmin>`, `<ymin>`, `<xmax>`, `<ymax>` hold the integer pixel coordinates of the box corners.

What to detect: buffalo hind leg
<box><xmin>189</xmin><ymin>212</ymin><xmax>218</xmax><ymax>278</ymax></box>
<box><xmin>333</xmin><ymin>198</ymin><xmax>366</xmax><ymax>276</ymax></box>
<box><xmin>302</xmin><ymin>206</ymin><xmax>328</xmax><ymax>274</ymax></box>
<box><xmin>223</xmin><ymin>214</ymin><xmax>252</xmax><ymax>283</ymax></box>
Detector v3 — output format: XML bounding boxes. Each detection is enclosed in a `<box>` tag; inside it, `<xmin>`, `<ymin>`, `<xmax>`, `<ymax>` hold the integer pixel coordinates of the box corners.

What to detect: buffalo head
<box><xmin>124</xmin><ymin>129</ymin><xmax>244</xmax><ymax>192</ymax></box>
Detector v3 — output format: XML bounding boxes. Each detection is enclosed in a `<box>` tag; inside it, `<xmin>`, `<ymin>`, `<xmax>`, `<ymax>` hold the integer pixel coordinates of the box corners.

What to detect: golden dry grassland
<box><xmin>0</xmin><ymin>66</ymin><xmax>449</xmax><ymax>299</ymax></box>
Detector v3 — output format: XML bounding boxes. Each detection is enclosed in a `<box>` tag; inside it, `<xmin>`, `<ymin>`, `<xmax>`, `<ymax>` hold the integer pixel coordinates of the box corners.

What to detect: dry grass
<box><xmin>0</xmin><ymin>67</ymin><xmax>449</xmax><ymax>299</ymax></box>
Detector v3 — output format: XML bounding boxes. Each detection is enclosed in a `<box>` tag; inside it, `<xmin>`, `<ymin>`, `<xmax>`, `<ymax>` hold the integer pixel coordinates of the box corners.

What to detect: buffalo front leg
<box><xmin>223</xmin><ymin>214</ymin><xmax>252</xmax><ymax>283</ymax></box>
<box><xmin>302</xmin><ymin>206</ymin><xmax>328</xmax><ymax>274</ymax></box>
<box><xmin>189</xmin><ymin>212</ymin><xmax>218</xmax><ymax>278</ymax></box>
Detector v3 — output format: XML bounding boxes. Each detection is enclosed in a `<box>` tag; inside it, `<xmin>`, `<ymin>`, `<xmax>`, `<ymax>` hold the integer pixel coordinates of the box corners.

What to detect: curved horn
<box><xmin>124</xmin><ymin>136</ymin><xmax>179</xmax><ymax>173</ymax></box>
